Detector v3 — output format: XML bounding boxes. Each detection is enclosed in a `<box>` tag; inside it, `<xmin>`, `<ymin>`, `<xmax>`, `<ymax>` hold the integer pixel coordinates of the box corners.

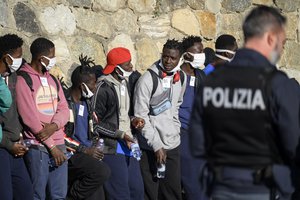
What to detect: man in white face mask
<box><xmin>94</xmin><ymin>47</ymin><xmax>145</xmax><ymax>200</ymax></box>
<box><xmin>180</xmin><ymin>35</ymin><xmax>207</xmax><ymax>200</ymax></box>
<box><xmin>15</xmin><ymin>37</ymin><xmax>70</xmax><ymax>200</ymax></box>
<box><xmin>0</xmin><ymin>34</ymin><xmax>34</xmax><ymax>200</ymax></box>
<box><xmin>203</xmin><ymin>34</ymin><xmax>238</xmax><ymax>75</ymax></box>
<box><xmin>64</xmin><ymin>55</ymin><xmax>111</xmax><ymax>200</ymax></box>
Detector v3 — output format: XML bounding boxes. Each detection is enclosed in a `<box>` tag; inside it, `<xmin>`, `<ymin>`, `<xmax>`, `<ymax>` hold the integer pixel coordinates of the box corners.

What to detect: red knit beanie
<box><xmin>102</xmin><ymin>47</ymin><xmax>131</xmax><ymax>75</ymax></box>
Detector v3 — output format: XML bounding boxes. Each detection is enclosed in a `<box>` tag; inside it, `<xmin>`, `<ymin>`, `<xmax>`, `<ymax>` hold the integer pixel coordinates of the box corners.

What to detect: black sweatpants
<box><xmin>68</xmin><ymin>152</ymin><xmax>111</xmax><ymax>200</ymax></box>
<box><xmin>140</xmin><ymin>146</ymin><xmax>182</xmax><ymax>200</ymax></box>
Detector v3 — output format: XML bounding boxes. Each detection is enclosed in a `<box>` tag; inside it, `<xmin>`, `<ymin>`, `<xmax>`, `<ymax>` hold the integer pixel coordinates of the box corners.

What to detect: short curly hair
<box><xmin>163</xmin><ymin>39</ymin><xmax>183</xmax><ymax>55</ymax></box>
<box><xmin>0</xmin><ymin>34</ymin><xmax>23</xmax><ymax>58</ymax></box>
<box><xmin>181</xmin><ymin>35</ymin><xmax>202</xmax><ymax>52</ymax></box>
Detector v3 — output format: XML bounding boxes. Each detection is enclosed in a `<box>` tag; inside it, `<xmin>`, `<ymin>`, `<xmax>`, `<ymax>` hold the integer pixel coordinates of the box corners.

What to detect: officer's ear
<box><xmin>267</xmin><ymin>32</ymin><xmax>276</xmax><ymax>49</ymax></box>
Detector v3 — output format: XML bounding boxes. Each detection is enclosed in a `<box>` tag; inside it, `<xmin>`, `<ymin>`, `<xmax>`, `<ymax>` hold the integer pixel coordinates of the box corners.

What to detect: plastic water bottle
<box><xmin>131</xmin><ymin>137</ymin><xmax>142</xmax><ymax>161</ymax></box>
<box><xmin>96</xmin><ymin>138</ymin><xmax>104</xmax><ymax>161</ymax></box>
<box><xmin>156</xmin><ymin>163</ymin><xmax>166</xmax><ymax>179</ymax></box>
<box><xmin>49</xmin><ymin>151</ymin><xmax>74</xmax><ymax>167</ymax></box>
<box><xmin>96</xmin><ymin>138</ymin><xmax>105</xmax><ymax>152</ymax></box>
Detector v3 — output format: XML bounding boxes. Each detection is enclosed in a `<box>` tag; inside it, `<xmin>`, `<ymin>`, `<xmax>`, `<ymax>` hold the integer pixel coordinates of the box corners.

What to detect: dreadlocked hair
<box><xmin>163</xmin><ymin>39</ymin><xmax>184</xmax><ymax>55</ymax></box>
<box><xmin>181</xmin><ymin>35</ymin><xmax>202</xmax><ymax>52</ymax></box>
<box><xmin>71</xmin><ymin>54</ymin><xmax>96</xmax><ymax>88</ymax></box>
<box><xmin>0</xmin><ymin>34</ymin><xmax>23</xmax><ymax>58</ymax></box>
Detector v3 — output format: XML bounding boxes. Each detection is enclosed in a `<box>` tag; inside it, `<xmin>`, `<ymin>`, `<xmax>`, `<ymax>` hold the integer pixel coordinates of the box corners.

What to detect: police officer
<box><xmin>189</xmin><ymin>5</ymin><xmax>300</xmax><ymax>200</ymax></box>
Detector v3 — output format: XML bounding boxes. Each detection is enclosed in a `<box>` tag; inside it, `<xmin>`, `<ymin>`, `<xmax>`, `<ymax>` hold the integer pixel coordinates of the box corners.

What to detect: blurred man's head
<box><xmin>243</xmin><ymin>5</ymin><xmax>286</xmax><ymax>65</ymax></box>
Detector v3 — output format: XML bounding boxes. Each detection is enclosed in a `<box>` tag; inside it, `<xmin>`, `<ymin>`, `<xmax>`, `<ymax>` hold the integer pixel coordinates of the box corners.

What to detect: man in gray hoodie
<box><xmin>134</xmin><ymin>39</ymin><xmax>186</xmax><ymax>200</ymax></box>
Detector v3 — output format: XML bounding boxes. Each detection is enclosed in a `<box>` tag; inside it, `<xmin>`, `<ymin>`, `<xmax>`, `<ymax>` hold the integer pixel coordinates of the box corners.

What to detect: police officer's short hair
<box><xmin>243</xmin><ymin>5</ymin><xmax>286</xmax><ymax>42</ymax></box>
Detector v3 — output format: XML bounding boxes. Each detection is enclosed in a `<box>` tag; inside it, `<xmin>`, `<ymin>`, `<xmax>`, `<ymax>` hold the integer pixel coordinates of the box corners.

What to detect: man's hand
<box><xmin>37</xmin><ymin>122</ymin><xmax>58</xmax><ymax>142</ymax></box>
<box><xmin>50</xmin><ymin>146</ymin><xmax>66</xmax><ymax>166</ymax></box>
<box><xmin>84</xmin><ymin>147</ymin><xmax>104</xmax><ymax>160</ymax></box>
<box><xmin>155</xmin><ymin>148</ymin><xmax>166</xmax><ymax>164</ymax></box>
<box><xmin>123</xmin><ymin>133</ymin><xmax>135</xmax><ymax>149</ymax></box>
<box><xmin>11</xmin><ymin>143</ymin><xmax>28</xmax><ymax>157</ymax></box>
<box><xmin>131</xmin><ymin>117</ymin><xmax>145</xmax><ymax>130</ymax></box>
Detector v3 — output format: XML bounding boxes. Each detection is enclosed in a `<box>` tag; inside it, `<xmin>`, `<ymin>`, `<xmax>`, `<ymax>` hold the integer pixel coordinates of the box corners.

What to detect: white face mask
<box><xmin>116</xmin><ymin>65</ymin><xmax>133</xmax><ymax>79</ymax></box>
<box><xmin>215</xmin><ymin>49</ymin><xmax>236</xmax><ymax>62</ymax></box>
<box><xmin>7</xmin><ymin>54</ymin><xmax>22</xmax><ymax>73</ymax></box>
<box><xmin>184</xmin><ymin>52</ymin><xmax>206</xmax><ymax>68</ymax></box>
<box><xmin>159</xmin><ymin>57</ymin><xmax>184</xmax><ymax>73</ymax></box>
<box><xmin>81</xmin><ymin>83</ymin><xmax>94</xmax><ymax>99</ymax></box>
<box><xmin>41</xmin><ymin>56</ymin><xmax>56</xmax><ymax>71</ymax></box>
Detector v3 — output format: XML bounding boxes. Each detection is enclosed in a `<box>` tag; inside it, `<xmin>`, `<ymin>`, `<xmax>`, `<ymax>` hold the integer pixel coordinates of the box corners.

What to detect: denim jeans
<box><xmin>24</xmin><ymin>147</ymin><xmax>68</xmax><ymax>200</ymax></box>
<box><xmin>0</xmin><ymin>148</ymin><xmax>33</xmax><ymax>200</ymax></box>
<box><xmin>212</xmin><ymin>189</ymin><xmax>270</xmax><ymax>200</ymax></box>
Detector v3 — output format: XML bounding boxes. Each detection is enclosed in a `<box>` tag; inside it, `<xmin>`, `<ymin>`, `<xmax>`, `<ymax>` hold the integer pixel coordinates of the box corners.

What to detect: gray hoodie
<box><xmin>133</xmin><ymin>62</ymin><xmax>186</xmax><ymax>152</ymax></box>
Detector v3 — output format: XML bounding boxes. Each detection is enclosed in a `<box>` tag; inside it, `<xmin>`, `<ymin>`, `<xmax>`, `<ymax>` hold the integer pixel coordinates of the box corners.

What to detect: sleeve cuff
<box><xmin>116</xmin><ymin>130</ymin><xmax>125</xmax><ymax>139</ymax></box>
<box><xmin>152</xmin><ymin>143</ymin><xmax>163</xmax><ymax>152</ymax></box>
<box><xmin>51</xmin><ymin>120</ymin><xmax>61</xmax><ymax>129</ymax></box>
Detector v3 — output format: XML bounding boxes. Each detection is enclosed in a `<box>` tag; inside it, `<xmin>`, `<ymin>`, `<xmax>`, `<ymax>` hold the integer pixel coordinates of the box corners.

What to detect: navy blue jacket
<box><xmin>189</xmin><ymin>48</ymin><xmax>300</xmax><ymax>194</ymax></box>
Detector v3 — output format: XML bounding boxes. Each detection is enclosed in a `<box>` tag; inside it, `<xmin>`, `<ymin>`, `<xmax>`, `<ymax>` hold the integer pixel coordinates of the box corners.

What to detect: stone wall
<box><xmin>1</xmin><ymin>0</ymin><xmax>300</xmax><ymax>83</ymax></box>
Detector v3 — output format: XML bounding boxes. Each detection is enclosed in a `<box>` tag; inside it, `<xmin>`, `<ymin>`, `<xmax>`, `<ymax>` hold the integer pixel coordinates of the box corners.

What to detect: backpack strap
<box><xmin>147</xmin><ymin>69</ymin><xmax>158</xmax><ymax>98</ymax></box>
<box><xmin>17</xmin><ymin>71</ymin><xmax>33</xmax><ymax>91</ymax></box>
<box><xmin>50</xmin><ymin>74</ymin><xmax>59</xmax><ymax>93</ymax></box>
<box><xmin>179</xmin><ymin>70</ymin><xmax>185</xmax><ymax>86</ymax></box>
<box><xmin>49</xmin><ymin>74</ymin><xmax>60</xmax><ymax>101</ymax></box>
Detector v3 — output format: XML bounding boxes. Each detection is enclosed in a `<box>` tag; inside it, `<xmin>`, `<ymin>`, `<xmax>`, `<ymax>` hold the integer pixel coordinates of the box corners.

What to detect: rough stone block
<box><xmin>13</xmin><ymin>3</ymin><xmax>40</xmax><ymax>34</ymax></box>
<box><xmin>274</xmin><ymin>0</ymin><xmax>300</xmax><ymax>12</ymax></box>
<box><xmin>196</xmin><ymin>11</ymin><xmax>216</xmax><ymax>39</ymax></box>
<box><xmin>139</xmin><ymin>14</ymin><xmax>171</xmax><ymax>38</ymax></box>
<box><xmin>128</xmin><ymin>0</ymin><xmax>156</xmax><ymax>14</ymax></box>
<box><xmin>111</xmin><ymin>9</ymin><xmax>138</xmax><ymax>35</ymax></box>
<box><xmin>187</xmin><ymin>0</ymin><xmax>205</xmax><ymax>10</ymax></box>
<box><xmin>222</xmin><ymin>0</ymin><xmax>251</xmax><ymax>12</ymax></box>
<box><xmin>136</xmin><ymin>37</ymin><xmax>160</xmax><ymax>71</ymax></box>
<box><xmin>39</xmin><ymin>5</ymin><xmax>75</xmax><ymax>35</ymax></box>
<box><xmin>171</xmin><ymin>8</ymin><xmax>200</xmax><ymax>36</ymax></box>
<box><xmin>67</xmin><ymin>0</ymin><xmax>92</xmax><ymax>8</ymax></box>
<box><xmin>72</xmin><ymin>8</ymin><xmax>112</xmax><ymax>38</ymax></box>
<box><xmin>93</xmin><ymin>0</ymin><xmax>125</xmax><ymax>12</ymax></box>
<box><xmin>205</xmin><ymin>0</ymin><xmax>222</xmax><ymax>14</ymax></box>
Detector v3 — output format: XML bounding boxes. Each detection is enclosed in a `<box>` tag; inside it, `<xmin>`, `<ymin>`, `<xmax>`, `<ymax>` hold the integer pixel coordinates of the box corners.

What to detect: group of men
<box><xmin>0</xmin><ymin>5</ymin><xmax>299</xmax><ymax>200</ymax></box>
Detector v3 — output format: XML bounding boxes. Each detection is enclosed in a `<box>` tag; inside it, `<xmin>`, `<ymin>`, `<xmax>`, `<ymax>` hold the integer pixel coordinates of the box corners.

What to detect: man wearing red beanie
<box><xmin>92</xmin><ymin>47</ymin><xmax>145</xmax><ymax>200</ymax></box>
